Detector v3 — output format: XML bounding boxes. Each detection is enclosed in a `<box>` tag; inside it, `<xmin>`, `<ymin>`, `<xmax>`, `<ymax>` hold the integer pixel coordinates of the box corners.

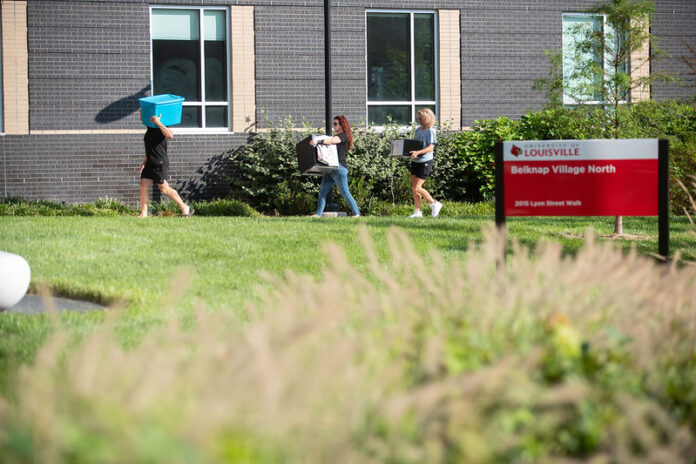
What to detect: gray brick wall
<box><xmin>27</xmin><ymin>1</ymin><xmax>150</xmax><ymax>131</ymax></box>
<box><xmin>0</xmin><ymin>133</ymin><xmax>246</xmax><ymax>203</ymax></box>
<box><xmin>652</xmin><ymin>1</ymin><xmax>696</xmax><ymax>99</ymax></box>
<box><xmin>1</xmin><ymin>0</ymin><xmax>694</xmax><ymax>204</ymax></box>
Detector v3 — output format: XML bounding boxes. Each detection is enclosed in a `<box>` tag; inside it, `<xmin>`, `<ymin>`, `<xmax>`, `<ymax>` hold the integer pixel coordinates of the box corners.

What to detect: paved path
<box><xmin>2</xmin><ymin>295</ymin><xmax>106</xmax><ymax>314</ymax></box>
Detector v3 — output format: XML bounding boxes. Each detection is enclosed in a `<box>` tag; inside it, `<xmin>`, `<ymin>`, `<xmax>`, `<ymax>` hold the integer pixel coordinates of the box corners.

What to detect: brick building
<box><xmin>0</xmin><ymin>0</ymin><xmax>694</xmax><ymax>204</ymax></box>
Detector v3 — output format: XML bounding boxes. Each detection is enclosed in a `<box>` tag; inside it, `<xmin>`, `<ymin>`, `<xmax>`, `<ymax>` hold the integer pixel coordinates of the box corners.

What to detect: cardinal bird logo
<box><xmin>511</xmin><ymin>145</ymin><xmax>523</xmax><ymax>157</ymax></box>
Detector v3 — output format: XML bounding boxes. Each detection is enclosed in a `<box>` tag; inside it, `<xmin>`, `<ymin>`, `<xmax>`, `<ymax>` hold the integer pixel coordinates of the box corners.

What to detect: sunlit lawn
<box><xmin>0</xmin><ymin>214</ymin><xmax>693</xmax><ymax>392</ymax></box>
<box><xmin>1</xmin><ymin>215</ymin><xmax>694</xmax><ymax>310</ymax></box>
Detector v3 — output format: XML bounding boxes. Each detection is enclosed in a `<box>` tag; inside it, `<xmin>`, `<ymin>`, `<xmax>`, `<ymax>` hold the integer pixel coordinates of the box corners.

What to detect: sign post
<box><xmin>495</xmin><ymin>139</ymin><xmax>669</xmax><ymax>259</ymax></box>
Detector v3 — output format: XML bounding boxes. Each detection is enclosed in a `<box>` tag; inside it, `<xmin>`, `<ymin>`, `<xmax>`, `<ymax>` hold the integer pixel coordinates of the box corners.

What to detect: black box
<box><xmin>390</xmin><ymin>139</ymin><xmax>422</xmax><ymax>158</ymax></box>
<box><xmin>295</xmin><ymin>135</ymin><xmax>339</xmax><ymax>175</ymax></box>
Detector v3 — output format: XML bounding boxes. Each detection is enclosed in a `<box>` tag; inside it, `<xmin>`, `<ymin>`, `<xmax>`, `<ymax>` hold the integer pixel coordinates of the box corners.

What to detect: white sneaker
<box><xmin>408</xmin><ymin>210</ymin><xmax>423</xmax><ymax>218</ymax></box>
<box><xmin>431</xmin><ymin>201</ymin><xmax>443</xmax><ymax>217</ymax></box>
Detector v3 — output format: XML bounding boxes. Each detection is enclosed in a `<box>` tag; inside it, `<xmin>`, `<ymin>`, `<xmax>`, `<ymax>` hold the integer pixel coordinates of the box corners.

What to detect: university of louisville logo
<box><xmin>511</xmin><ymin>145</ymin><xmax>523</xmax><ymax>157</ymax></box>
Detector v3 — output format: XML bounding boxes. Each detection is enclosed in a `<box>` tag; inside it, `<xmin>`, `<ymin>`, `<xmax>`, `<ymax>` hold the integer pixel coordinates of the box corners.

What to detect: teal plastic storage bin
<box><xmin>138</xmin><ymin>94</ymin><xmax>185</xmax><ymax>128</ymax></box>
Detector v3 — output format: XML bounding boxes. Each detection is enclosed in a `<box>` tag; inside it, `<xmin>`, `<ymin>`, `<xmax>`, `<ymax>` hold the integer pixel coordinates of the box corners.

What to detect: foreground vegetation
<box><xmin>1</xmin><ymin>183</ymin><xmax>695</xmax><ymax>463</ymax></box>
<box><xmin>1</xmin><ymin>223</ymin><xmax>695</xmax><ymax>463</ymax></box>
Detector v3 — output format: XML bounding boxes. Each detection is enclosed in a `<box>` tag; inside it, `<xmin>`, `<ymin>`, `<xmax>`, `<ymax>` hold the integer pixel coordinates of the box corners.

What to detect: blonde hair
<box><xmin>416</xmin><ymin>108</ymin><xmax>436</xmax><ymax>128</ymax></box>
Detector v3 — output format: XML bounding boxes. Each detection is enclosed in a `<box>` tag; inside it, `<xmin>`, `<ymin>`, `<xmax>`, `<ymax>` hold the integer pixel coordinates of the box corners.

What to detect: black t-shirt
<box><xmin>336</xmin><ymin>132</ymin><xmax>349</xmax><ymax>168</ymax></box>
<box><xmin>144</xmin><ymin>127</ymin><xmax>168</xmax><ymax>166</ymax></box>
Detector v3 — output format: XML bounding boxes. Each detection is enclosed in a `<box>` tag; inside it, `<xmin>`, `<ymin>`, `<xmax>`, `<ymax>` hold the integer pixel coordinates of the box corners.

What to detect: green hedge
<box><xmin>0</xmin><ymin>197</ymin><xmax>136</xmax><ymax>216</ymax></box>
<box><xmin>228</xmin><ymin>102</ymin><xmax>695</xmax><ymax>214</ymax></box>
<box><xmin>0</xmin><ymin>197</ymin><xmax>260</xmax><ymax>218</ymax></box>
<box><xmin>227</xmin><ymin>119</ymin><xmax>498</xmax><ymax>215</ymax></box>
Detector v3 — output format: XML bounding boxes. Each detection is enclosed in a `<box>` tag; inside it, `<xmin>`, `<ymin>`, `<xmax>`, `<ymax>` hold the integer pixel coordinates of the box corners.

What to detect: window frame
<box><xmin>149</xmin><ymin>5</ymin><xmax>232</xmax><ymax>134</ymax></box>
<box><xmin>365</xmin><ymin>9</ymin><xmax>439</xmax><ymax>129</ymax></box>
<box><xmin>561</xmin><ymin>12</ymin><xmax>629</xmax><ymax>106</ymax></box>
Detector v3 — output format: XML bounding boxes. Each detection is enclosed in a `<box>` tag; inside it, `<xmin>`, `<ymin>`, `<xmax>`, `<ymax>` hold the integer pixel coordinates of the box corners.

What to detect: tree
<box><xmin>535</xmin><ymin>0</ymin><xmax>674</xmax><ymax>234</ymax></box>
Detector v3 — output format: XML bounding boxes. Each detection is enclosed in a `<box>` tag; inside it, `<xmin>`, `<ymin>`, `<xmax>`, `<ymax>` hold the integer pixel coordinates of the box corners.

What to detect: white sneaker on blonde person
<box><xmin>431</xmin><ymin>201</ymin><xmax>443</xmax><ymax>217</ymax></box>
<box><xmin>409</xmin><ymin>210</ymin><xmax>423</xmax><ymax>218</ymax></box>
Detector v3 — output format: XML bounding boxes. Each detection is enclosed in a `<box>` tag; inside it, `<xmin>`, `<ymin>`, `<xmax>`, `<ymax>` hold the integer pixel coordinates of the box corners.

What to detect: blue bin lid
<box><xmin>139</xmin><ymin>94</ymin><xmax>185</xmax><ymax>105</ymax></box>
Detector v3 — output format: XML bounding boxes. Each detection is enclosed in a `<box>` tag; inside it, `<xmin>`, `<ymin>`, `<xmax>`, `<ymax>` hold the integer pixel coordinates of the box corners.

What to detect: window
<box><xmin>366</xmin><ymin>11</ymin><xmax>437</xmax><ymax>126</ymax></box>
<box><xmin>562</xmin><ymin>13</ymin><xmax>626</xmax><ymax>105</ymax></box>
<box><xmin>150</xmin><ymin>7</ymin><xmax>229</xmax><ymax>129</ymax></box>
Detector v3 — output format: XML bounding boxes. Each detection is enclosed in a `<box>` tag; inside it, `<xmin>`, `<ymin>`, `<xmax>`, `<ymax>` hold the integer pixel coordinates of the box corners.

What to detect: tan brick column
<box><xmin>230</xmin><ymin>6</ymin><xmax>256</xmax><ymax>133</ymax></box>
<box><xmin>630</xmin><ymin>18</ymin><xmax>650</xmax><ymax>103</ymax></box>
<box><xmin>438</xmin><ymin>10</ymin><xmax>461</xmax><ymax>129</ymax></box>
<box><xmin>2</xmin><ymin>0</ymin><xmax>29</xmax><ymax>134</ymax></box>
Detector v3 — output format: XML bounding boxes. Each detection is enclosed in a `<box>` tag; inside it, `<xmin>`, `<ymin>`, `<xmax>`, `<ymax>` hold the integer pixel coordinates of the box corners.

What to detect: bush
<box><xmin>443</xmin><ymin>117</ymin><xmax>522</xmax><ymax>202</ymax></box>
<box><xmin>228</xmin><ymin>119</ymin><xmax>438</xmax><ymax>214</ymax></box>
<box><xmin>189</xmin><ymin>199</ymin><xmax>260</xmax><ymax>217</ymax></box>
<box><xmin>227</xmin><ymin>116</ymin><xmax>318</xmax><ymax>215</ymax></box>
<box><xmin>0</xmin><ymin>197</ymin><xmax>260</xmax><ymax>217</ymax></box>
<box><xmin>226</xmin><ymin>101</ymin><xmax>696</xmax><ymax>215</ymax></box>
<box><xmin>426</xmin><ymin>127</ymin><xmax>473</xmax><ymax>202</ymax></box>
<box><xmin>227</xmin><ymin>118</ymin><xmax>511</xmax><ymax>213</ymax></box>
<box><xmin>519</xmin><ymin>106</ymin><xmax>606</xmax><ymax>140</ymax></box>
<box><xmin>0</xmin><ymin>197</ymin><xmax>136</xmax><ymax>216</ymax></box>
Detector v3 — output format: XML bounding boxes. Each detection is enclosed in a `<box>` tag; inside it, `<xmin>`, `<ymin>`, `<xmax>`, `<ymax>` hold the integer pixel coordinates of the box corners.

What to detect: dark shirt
<box><xmin>336</xmin><ymin>132</ymin><xmax>349</xmax><ymax>168</ymax></box>
<box><xmin>144</xmin><ymin>127</ymin><xmax>168</xmax><ymax>166</ymax></box>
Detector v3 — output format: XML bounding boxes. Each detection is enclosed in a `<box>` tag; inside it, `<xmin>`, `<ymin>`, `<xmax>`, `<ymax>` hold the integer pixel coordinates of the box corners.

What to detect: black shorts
<box><xmin>141</xmin><ymin>162</ymin><xmax>168</xmax><ymax>184</ymax></box>
<box><xmin>411</xmin><ymin>160</ymin><xmax>434</xmax><ymax>180</ymax></box>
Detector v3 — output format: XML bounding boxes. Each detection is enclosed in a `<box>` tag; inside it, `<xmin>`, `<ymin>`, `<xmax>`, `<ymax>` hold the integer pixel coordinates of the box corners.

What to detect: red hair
<box><xmin>334</xmin><ymin>115</ymin><xmax>353</xmax><ymax>151</ymax></box>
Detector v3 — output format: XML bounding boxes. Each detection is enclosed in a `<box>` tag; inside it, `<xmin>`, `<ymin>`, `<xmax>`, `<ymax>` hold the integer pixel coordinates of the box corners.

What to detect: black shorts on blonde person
<box><xmin>411</xmin><ymin>159</ymin><xmax>434</xmax><ymax>180</ymax></box>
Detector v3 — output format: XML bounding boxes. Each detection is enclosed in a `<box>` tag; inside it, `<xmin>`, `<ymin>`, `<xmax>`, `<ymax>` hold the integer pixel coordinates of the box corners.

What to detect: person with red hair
<box><xmin>310</xmin><ymin>115</ymin><xmax>361</xmax><ymax>217</ymax></box>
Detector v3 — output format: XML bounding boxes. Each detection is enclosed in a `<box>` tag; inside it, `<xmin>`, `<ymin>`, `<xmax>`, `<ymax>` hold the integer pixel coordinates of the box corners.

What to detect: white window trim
<box><xmin>149</xmin><ymin>5</ymin><xmax>232</xmax><ymax>133</ymax></box>
<box><xmin>562</xmin><ymin>12</ymin><xmax>629</xmax><ymax>106</ymax></box>
<box><xmin>366</xmin><ymin>9</ymin><xmax>439</xmax><ymax>129</ymax></box>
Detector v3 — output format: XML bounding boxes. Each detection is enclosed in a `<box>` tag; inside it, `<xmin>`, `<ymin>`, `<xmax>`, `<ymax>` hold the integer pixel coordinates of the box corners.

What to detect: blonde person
<box><xmin>139</xmin><ymin>114</ymin><xmax>193</xmax><ymax>218</ymax></box>
<box><xmin>408</xmin><ymin>108</ymin><xmax>442</xmax><ymax>218</ymax></box>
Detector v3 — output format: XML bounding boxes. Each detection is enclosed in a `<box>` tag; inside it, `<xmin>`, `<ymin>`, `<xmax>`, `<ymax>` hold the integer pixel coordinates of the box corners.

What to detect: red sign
<box><xmin>502</xmin><ymin>140</ymin><xmax>659</xmax><ymax>216</ymax></box>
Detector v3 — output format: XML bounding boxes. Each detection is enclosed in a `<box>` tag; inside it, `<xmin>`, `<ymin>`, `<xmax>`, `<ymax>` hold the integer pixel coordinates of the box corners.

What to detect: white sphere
<box><xmin>0</xmin><ymin>251</ymin><xmax>31</xmax><ymax>309</ymax></box>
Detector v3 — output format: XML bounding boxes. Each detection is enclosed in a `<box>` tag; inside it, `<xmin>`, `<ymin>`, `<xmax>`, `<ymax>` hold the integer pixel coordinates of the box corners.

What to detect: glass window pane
<box><xmin>179</xmin><ymin>106</ymin><xmax>201</xmax><ymax>128</ymax></box>
<box><xmin>368</xmin><ymin>105</ymin><xmax>410</xmax><ymax>126</ymax></box>
<box><xmin>414</xmin><ymin>14</ymin><xmax>435</xmax><ymax>101</ymax></box>
<box><xmin>563</xmin><ymin>15</ymin><xmax>603</xmax><ymax>102</ymax></box>
<box><xmin>367</xmin><ymin>13</ymin><xmax>411</xmax><ymax>102</ymax></box>
<box><xmin>204</xmin><ymin>11</ymin><xmax>227</xmax><ymax>102</ymax></box>
<box><xmin>152</xmin><ymin>9</ymin><xmax>199</xmax><ymax>40</ymax></box>
<box><xmin>152</xmin><ymin>9</ymin><xmax>201</xmax><ymax>101</ymax></box>
<box><xmin>205</xmin><ymin>106</ymin><xmax>227</xmax><ymax>127</ymax></box>
<box><xmin>204</xmin><ymin>10</ymin><xmax>226</xmax><ymax>41</ymax></box>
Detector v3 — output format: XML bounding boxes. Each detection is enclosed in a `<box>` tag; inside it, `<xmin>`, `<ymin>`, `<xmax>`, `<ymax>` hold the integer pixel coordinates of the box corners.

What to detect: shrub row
<box><xmin>228</xmin><ymin>101</ymin><xmax>696</xmax><ymax>215</ymax></box>
<box><xmin>0</xmin><ymin>196</ymin><xmax>493</xmax><ymax>218</ymax></box>
<box><xmin>0</xmin><ymin>197</ymin><xmax>260</xmax><ymax>218</ymax></box>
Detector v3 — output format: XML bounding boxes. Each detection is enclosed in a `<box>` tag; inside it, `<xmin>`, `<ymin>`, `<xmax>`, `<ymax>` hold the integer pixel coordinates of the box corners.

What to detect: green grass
<box><xmin>0</xmin><ymin>214</ymin><xmax>694</xmax><ymax>393</ymax></box>
<box><xmin>1</xmin><ymin>215</ymin><xmax>694</xmax><ymax>308</ymax></box>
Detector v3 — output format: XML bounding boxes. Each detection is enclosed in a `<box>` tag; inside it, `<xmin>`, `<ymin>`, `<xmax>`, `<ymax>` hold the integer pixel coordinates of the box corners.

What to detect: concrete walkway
<box><xmin>2</xmin><ymin>294</ymin><xmax>106</xmax><ymax>314</ymax></box>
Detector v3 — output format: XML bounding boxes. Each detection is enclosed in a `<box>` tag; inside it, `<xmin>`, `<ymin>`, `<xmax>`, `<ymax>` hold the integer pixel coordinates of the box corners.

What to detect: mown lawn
<box><xmin>0</xmin><ymin>214</ymin><xmax>694</xmax><ymax>392</ymax></box>
<box><xmin>2</xmin><ymin>215</ymin><xmax>693</xmax><ymax>304</ymax></box>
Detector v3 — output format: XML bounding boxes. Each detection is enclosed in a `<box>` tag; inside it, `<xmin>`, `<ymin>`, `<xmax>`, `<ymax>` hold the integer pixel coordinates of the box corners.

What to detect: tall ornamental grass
<box><xmin>1</xmin><ymin>223</ymin><xmax>695</xmax><ymax>463</ymax></box>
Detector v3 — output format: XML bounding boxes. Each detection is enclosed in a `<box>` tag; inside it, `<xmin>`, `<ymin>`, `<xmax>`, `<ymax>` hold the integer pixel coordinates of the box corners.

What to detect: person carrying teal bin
<box><xmin>138</xmin><ymin>112</ymin><xmax>193</xmax><ymax>218</ymax></box>
<box><xmin>138</xmin><ymin>94</ymin><xmax>185</xmax><ymax>128</ymax></box>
